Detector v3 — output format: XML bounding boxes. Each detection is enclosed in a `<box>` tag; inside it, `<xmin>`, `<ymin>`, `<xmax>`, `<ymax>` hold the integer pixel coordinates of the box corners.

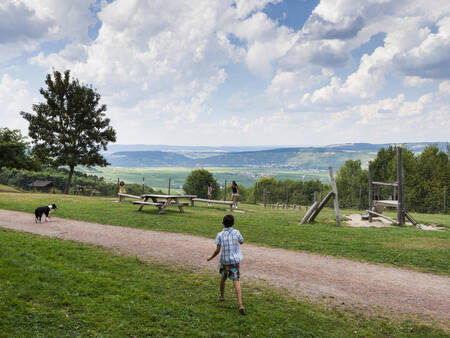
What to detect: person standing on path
<box><xmin>207</xmin><ymin>214</ymin><xmax>245</xmax><ymax>314</ymax></box>
<box><xmin>230</xmin><ymin>181</ymin><xmax>239</xmax><ymax>208</ymax></box>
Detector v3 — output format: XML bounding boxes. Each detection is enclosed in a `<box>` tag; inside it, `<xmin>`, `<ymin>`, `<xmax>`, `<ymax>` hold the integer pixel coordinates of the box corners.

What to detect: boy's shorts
<box><xmin>219</xmin><ymin>263</ymin><xmax>240</xmax><ymax>281</ymax></box>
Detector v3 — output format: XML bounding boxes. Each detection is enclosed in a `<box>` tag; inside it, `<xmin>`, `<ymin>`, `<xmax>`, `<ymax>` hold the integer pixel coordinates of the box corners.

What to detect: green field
<box><xmin>0</xmin><ymin>184</ymin><xmax>22</xmax><ymax>193</ymax></box>
<box><xmin>1</xmin><ymin>228</ymin><xmax>445</xmax><ymax>337</ymax></box>
<box><xmin>79</xmin><ymin>166</ymin><xmax>330</xmax><ymax>192</ymax></box>
<box><xmin>0</xmin><ymin>192</ymin><xmax>448</xmax><ymax>275</ymax></box>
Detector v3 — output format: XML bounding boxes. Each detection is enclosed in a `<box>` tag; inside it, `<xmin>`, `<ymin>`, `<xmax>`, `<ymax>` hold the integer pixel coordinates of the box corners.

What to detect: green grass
<box><xmin>0</xmin><ymin>192</ymin><xmax>449</xmax><ymax>275</ymax></box>
<box><xmin>0</xmin><ymin>184</ymin><xmax>22</xmax><ymax>193</ymax></box>
<box><xmin>0</xmin><ymin>228</ymin><xmax>446</xmax><ymax>337</ymax></box>
<box><xmin>79</xmin><ymin>166</ymin><xmax>330</xmax><ymax>190</ymax></box>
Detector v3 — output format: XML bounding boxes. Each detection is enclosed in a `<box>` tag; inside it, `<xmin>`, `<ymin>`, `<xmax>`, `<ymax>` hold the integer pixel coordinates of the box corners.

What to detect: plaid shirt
<box><xmin>215</xmin><ymin>227</ymin><xmax>244</xmax><ymax>265</ymax></box>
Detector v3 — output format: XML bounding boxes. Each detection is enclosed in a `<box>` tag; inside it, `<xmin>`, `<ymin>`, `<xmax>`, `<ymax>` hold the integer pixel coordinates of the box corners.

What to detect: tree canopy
<box><xmin>21</xmin><ymin>70</ymin><xmax>116</xmax><ymax>194</ymax></box>
<box><xmin>183</xmin><ymin>169</ymin><xmax>219</xmax><ymax>199</ymax></box>
<box><xmin>0</xmin><ymin>128</ymin><xmax>40</xmax><ymax>171</ymax></box>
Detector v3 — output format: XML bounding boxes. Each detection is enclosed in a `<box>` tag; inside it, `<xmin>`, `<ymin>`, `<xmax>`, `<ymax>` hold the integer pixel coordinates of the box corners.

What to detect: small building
<box><xmin>29</xmin><ymin>180</ymin><xmax>54</xmax><ymax>193</ymax></box>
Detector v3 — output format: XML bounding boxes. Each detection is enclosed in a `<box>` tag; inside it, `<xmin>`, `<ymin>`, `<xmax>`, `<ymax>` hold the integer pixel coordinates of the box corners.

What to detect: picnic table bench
<box><xmin>135</xmin><ymin>194</ymin><xmax>197</xmax><ymax>214</ymax></box>
<box><xmin>191</xmin><ymin>198</ymin><xmax>235</xmax><ymax>211</ymax></box>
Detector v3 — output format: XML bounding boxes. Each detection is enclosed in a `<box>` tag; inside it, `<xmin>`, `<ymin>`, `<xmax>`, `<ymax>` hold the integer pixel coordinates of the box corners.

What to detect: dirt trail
<box><xmin>1</xmin><ymin>209</ymin><xmax>449</xmax><ymax>327</ymax></box>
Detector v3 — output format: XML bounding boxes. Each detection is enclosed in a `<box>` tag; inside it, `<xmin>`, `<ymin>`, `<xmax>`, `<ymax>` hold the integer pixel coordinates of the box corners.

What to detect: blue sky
<box><xmin>0</xmin><ymin>0</ymin><xmax>449</xmax><ymax>146</ymax></box>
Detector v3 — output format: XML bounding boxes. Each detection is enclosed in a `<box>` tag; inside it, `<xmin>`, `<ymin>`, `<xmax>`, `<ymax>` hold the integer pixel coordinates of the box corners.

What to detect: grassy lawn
<box><xmin>0</xmin><ymin>184</ymin><xmax>22</xmax><ymax>193</ymax></box>
<box><xmin>0</xmin><ymin>228</ymin><xmax>446</xmax><ymax>337</ymax></box>
<box><xmin>0</xmin><ymin>192</ymin><xmax>449</xmax><ymax>275</ymax></box>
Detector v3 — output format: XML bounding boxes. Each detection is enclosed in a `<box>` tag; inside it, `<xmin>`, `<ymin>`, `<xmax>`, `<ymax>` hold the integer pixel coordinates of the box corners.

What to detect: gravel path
<box><xmin>1</xmin><ymin>209</ymin><xmax>449</xmax><ymax>327</ymax></box>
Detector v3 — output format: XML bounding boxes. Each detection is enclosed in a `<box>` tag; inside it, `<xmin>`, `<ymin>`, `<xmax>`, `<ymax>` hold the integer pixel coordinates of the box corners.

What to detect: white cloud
<box><xmin>393</xmin><ymin>17</ymin><xmax>450</xmax><ymax>79</ymax></box>
<box><xmin>0</xmin><ymin>0</ymin><xmax>96</xmax><ymax>62</ymax></box>
<box><xmin>2</xmin><ymin>0</ymin><xmax>449</xmax><ymax>145</ymax></box>
<box><xmin>0</xmin><ymin>74</ymin><xmax>34</xmax><ymax>131</ymax></box>
<box><xmin>403</xmin><ymin>76</ymin><xmax>434</xmax><ymax>87</ymax></box>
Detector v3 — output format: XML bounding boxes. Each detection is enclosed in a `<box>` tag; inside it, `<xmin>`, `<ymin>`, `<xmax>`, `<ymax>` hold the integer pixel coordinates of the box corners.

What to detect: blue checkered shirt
<box><xmin>215</xmin><ymin>227</ymin><xmax>244</xmax><ymax>265</ymax></box>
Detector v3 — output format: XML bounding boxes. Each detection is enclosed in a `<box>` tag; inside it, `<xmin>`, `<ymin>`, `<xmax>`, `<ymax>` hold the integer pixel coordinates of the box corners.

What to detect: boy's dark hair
<box><xmin>222</xmin><ymin>214</ymin><xmax>234</xmax><ymax>227</ymax></box>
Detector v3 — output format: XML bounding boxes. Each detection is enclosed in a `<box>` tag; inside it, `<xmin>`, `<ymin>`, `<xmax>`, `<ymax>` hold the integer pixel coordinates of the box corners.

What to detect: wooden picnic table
<box><xmin>133</xmin><ymin>194</ymin><xmax>197</xmax><ymax>214</ymax></box>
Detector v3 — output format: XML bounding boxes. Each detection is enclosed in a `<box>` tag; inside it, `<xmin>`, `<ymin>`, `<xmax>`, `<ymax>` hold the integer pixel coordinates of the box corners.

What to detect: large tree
<box><xmin>183</xmin><ymin>169</ymin><xmax>219</xmax><ymax>199</ymax></box>
<box><xmin>0</xmin><ymin>127</ymin><xmax>40</xmax><ymax>170</ymax></box>
<box><xmin>21</xmin><ymin>70</ymin><xmax>116</xmax><ymax>194</ymax></box>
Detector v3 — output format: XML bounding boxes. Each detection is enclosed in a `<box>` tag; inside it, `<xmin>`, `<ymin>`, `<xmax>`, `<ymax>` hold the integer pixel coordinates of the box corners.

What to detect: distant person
<box><xmin>207</xmin><ymin>214</ymin><xmax>245</xmax><ymax>314</ymax></box>
<box><xmin>208</xmin><ymin>183</ymin><xmax>213</xmax><ymax>206</ymax></box>
<box><xmin>230</xmin><ymin>181</ymin><xmax>239</xmax><ymax>208</ymax></box>
<box><xmin>118</xmin><ymin>181</ymin><xmax>126</xmax><ymax>202</ymax></box>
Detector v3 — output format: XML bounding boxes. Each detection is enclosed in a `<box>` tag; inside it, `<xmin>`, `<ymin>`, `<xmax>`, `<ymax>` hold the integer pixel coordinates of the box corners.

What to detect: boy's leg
<box><xmin>233</xmin><ymin>280</ymin><xmax>243</xmax><ymax>308</ymax></box>
<box><xmin>220</xmin><ymin>275</ymin><xmax>226</xmax><ymax>300</ymax></box>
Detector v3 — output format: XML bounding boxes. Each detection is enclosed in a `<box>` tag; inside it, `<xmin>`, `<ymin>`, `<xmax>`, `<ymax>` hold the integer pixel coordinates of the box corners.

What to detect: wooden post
<box><xmin>368</xmin><ymin>165</ymin><xmax>373</xmax><ymax>222</ymax></box>
<box><xmin>168</xmin><ymin>178</ymin><xmax>171</xmax><ymax>195</ymax></box>
<box><xmin>142</xmin><ymin>177</ymin><xmax>145</xmax><ymax>195</ymax></box>
<box><xmin>329</xmin><ymin>167</ymin><xmax>341</xmax><ymax>227</ymax></box>
<box><xmin>309</xmin><ymin>191</ymin><xmax>334</xmax><ymax>222</ymax></box>
<box><xmin>314</xmin><ymin>191</ymin><xmax>318</xmax><ymax>202</ymax></box>
<box><xmin>300</xmin><ymin>201</ymin><xmax>318</xmax><ymax>224</ymax></box>
<box><xmin>401</xmin><ymin>164</ymin><xmax>405</xmax><ymax>224</ymax></box>
<box><xmin>397</xmin><ymin>147</ymin><xmax>404</xmax><ymax>225</ymax></box>
<box><xmin>263</xmin><ymin>188</ymin><xmax>267</xmax><ymax>208</ymax></box>
<box><xmin>254</xmin><ymin>182</ymin><xmax>258</xmax><ymax>204</ymax></box>
<box><xmin>224</xmin><ymin>180</ymin><xmax>227</xmax><ymax>201</ymax></box>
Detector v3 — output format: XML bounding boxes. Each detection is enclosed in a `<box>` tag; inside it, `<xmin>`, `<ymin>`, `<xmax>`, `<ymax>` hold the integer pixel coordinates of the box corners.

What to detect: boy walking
<box><xmin>207</xmin><ymin>214</ymin><xmax>245</xmax><ymax>314</ymax></box>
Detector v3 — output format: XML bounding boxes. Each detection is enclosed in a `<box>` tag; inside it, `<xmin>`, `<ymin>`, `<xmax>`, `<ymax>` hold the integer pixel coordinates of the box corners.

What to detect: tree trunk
<box><xmin>64</xmin><ymin>165</ymin><xmax>75</xmax><ymax>194</ymax></box>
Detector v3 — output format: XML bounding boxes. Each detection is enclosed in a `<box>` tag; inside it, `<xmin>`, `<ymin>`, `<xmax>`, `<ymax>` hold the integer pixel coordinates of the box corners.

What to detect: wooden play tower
<box><xmin>367</xmin><ymin>146</ymin><xmax>414</xmax><ymax>226</ymax></box>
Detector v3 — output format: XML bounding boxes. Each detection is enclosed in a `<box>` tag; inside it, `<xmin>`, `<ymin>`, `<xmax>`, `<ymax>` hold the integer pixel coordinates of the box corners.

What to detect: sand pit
<box><xmin>345</xmin><ymin>214</ymin><xmax>444</xmax><ymax>231</ymax></box>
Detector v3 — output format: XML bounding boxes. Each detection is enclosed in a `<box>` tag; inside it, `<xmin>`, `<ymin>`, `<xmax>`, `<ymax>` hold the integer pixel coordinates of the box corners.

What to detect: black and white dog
<box><xmin>35</xmin><ymin>204</ymin><xmax>57</xmax><ymax>223</ymax></box>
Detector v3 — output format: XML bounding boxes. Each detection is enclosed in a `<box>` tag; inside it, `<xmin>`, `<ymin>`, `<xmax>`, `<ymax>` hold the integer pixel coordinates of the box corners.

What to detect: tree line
<box><xmin>335</xmin><ymin>145</ymin><xmax>449</xmax><ymax>213</ymax></box>
<box><xmin>0</xmin><ymin>166</ymin><xmax>160</xmax><ymax>196</ymax></box>
<box><xmin>183</xmin><ymin>169</ymin><xmax>330</xmax><ymax>206</ymax></box>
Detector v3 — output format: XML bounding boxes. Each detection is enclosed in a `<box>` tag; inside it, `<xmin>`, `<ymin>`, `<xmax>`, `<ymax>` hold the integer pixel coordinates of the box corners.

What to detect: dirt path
<box><xmin>1</xmin><ymin>209</ymin><xmax>449</xmax><ymax>328</ymax></box>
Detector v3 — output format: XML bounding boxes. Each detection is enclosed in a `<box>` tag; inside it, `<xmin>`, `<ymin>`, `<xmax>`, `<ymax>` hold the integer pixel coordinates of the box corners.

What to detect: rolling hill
<box><xmin>105</xmin><ymin>142</ymin><xmax>447</xmax><ymax>169</ymax></box>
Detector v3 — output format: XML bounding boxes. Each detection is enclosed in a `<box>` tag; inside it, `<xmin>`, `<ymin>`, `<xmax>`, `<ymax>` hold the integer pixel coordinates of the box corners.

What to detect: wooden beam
<box><xmin>373</xmin><ymin>200</ymin><xmax>398</xmax><ymax>208</ymax></box>
<box><xmin>404</xmin><ymin>212</ymin><xmax>418</xmax><ymax>226</ymax></box>
<box><xmin>118</xmin><ymin>193</ymin><xmax>141</xmax><ymax>199</ymax></box>
<box><xmin>397</xmin><ymin>147</ymin><xmax>404</xmax><ymax>225</ymax></box>
<box><xmin>300</xmin><ymin>201</ymin><xmax>318</xmax><ymax>224</ymax></box>
<box><xmin>192</xmin><ymin>198</ymin><xmax>234</xmax><ymax>205</ymax></box>
<box><xmin>366</xmin><ymin>210</ymin><xmax>399</xmax><ymax>225</ymax></box>
<box><xmin>309</xmin><ymin>191</ymin><xmax>335</xmax><ymax>222</ymax></box>
<box><xmin>368</xmin><ymin>165</ymin><xmax>373</xmax><ymax>222</ymax></box>
<box><xmin>329</xmin><ymin>167</ymin><xmax>341</xmax><ymax>227</ymax></box>
<box><xmin>372</xmin><ymin>181</ymin><xmax>398</xmax><ymax>187</ymax></box>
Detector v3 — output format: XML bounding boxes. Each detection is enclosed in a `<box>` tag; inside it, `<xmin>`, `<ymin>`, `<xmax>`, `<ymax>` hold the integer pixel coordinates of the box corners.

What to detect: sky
<box><xmin>0</xmin><ymin>0</ymin><xmax>449</xmax><ymax>146</ymax></box>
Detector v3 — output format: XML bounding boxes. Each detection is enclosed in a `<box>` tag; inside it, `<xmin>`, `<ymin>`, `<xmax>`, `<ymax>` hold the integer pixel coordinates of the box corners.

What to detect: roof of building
<box><xmin>29</xmin><ymin>180</ymin><xmax>53</xmax><ymax>187</ymax></box>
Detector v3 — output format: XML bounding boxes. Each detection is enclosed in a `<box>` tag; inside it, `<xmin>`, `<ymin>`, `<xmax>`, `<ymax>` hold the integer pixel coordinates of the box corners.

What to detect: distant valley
<box><xmin>104</xmin><ymin>142</ymin><xmax>447</xmax><ymax>170</ymax></box>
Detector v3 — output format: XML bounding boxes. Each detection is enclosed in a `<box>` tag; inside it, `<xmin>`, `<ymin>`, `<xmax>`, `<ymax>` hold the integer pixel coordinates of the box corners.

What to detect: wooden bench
<box><xmin>118</xmin><ymin>193</ymin><xmax>141</xmax><ymax>202</ymax></box>
<box><xmin>191</xmin><ymin>198</ymin><xmax>235</xmax><ymax>211</ymax></box>
<box><xmin>133</xmin><ymin>201</ymin><xmax>164</xmax><ymax>206</ymax></box>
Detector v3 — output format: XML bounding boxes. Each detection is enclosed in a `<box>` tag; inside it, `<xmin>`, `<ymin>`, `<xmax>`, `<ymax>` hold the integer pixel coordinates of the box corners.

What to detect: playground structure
<box><xmin>365</xmin><ymin>147</ymin><xmax>418</xmax><ymax>227</ymax></box>
<box><xmin>300</xmin><ymin>167</ymin><xmax>341</xmax><ymax>227</ymax></box>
